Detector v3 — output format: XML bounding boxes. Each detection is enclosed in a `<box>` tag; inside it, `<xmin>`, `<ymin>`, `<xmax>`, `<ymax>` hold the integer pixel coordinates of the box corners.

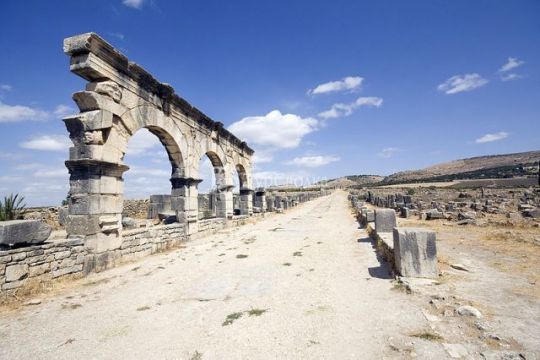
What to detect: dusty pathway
<box><xmin>0</xmin><ymin>191</ymin><xmax>432</xmax><ymax>359</ymax></box>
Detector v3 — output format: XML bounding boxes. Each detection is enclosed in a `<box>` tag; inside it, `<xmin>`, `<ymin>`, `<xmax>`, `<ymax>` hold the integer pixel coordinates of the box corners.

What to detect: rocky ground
<box><xmin>390</xmin><ymin>216</ymin><xmax>540</xmax><ymax>359</ymax></box>
<box><xmin>0</xmin><ymin>191</ymin><xmax>538</xmax><ymax>359</ymax></box>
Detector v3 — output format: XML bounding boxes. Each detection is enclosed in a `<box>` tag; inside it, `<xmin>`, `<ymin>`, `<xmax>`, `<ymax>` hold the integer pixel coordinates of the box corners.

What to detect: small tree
<box><xmin>406</xmin><ymin>188</ymin><xmax>416</xmax><ymax>195</ymax></box>
<box><xmin>0</xmin><ymin>193</ymin><xmax>26</xmax><ymax>221</ymax></box>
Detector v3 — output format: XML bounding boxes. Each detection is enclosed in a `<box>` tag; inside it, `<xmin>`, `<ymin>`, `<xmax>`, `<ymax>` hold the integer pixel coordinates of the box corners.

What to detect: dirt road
<box><xmin>0</xmin><ymin>191</ymin><xmax>435</xmax><ymax>359</ymax></box>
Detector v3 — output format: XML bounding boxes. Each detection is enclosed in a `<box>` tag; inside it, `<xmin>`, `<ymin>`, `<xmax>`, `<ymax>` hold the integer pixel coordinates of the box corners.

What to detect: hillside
<box><xmin>322</xmin><ymin>150</ymin><xmax>540</xmax><ymax>187</ymax></box>
<box><xmin>381</xmin><ymin>150</ymin><xmax>540</xmax><ymax>184</ymax></box>
<box><xmin>319</xmin><ymin>175</ymin><xmax>385</xmax><ymax>188</ymax></box>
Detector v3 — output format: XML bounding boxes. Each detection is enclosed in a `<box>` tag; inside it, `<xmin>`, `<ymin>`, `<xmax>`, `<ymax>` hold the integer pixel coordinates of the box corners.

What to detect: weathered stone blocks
<box><xmin>148</xmin><ymin>194</ymin><xmax>172</xmax><ymax>219</ymax></box>
<box><xmin>0</xmin><ymin>220</ymin><xmax>51</xmax><ymax>246</ymax></box>
<box><xmin>426</xmin><ymin>209</ymin><xmax>444</xmax><ymax>220</ymax></box>
<box><xmin>374</xmin><ymin>209</ymin><xmax>397</xmax><ymax>233</ymax></box>
<box><xmin>5</xmin><ymin>264</ymin><xmax>29</xmax><ymax>282</ymax></box>
<box><xmin>393</xmin><ymin>228</ymin><xmax>438</xmax><ymax>278</ymax></box>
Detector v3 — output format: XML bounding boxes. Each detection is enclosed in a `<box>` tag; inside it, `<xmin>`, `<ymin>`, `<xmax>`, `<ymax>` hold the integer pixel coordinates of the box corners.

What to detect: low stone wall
<box><xmin>88</xmin><ymin>223</ymin><xmax>187</xmax><ymax>273</ymax></box>
<box><xmin>197</xmin><ymin>218</ymin><xmax>227</xmax><ymax>233</ymax></box>
<box><xmin>0</xmin><ymin>214</ymin><xmax>270</xmax><ymax>293</ymax></box>
<box><xmin>1</xmin><ymin>223</ymin><xmax>186</xmax><ymax>293</ymax></box>
<box><xmin>361</xmin><ymin>201</ymin><xmax>438</xmax><ymax>279</ymax></box>
<box><xmin>1</xmin><ymin>191</ymin><xmax>325</xmax><ymax>295</ymax></box>
<box><xmin>0</xmin><ymin>238</ymin><xmax>86</xmax><ymax>291</ymax></box>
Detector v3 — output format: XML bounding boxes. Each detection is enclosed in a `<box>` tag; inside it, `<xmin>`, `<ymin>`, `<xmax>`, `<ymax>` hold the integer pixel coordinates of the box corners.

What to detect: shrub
<box><xmin>406</xmin><ymin>188</ymin><xmax>416</xmax><ymax>195</ymax></box>
<box><xmin>0</xmin><ymin>193</ymin><xmax>27</xmax><ymax>221</ymax></box>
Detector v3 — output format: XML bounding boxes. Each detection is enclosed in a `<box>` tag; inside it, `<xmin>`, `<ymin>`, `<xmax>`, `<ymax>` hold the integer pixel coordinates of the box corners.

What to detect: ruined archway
<box><xmin>234</xmin><ymin>164</ymin><xmax>253</xmax><ymax>216</ymax></box>
<box><xmin>62</xmin><ymin>32</ymin><xmax>253</xmax><ymax>253</ymax></box>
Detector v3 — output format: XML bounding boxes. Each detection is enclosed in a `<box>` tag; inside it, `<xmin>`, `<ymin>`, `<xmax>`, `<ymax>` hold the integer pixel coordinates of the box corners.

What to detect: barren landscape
<box><xmin>1</xmin><ymin>3</ymin><xmax>539</xmax><ymax>359</ymax></box>
<box><xmin>1</xmin><ymin>191</ymin><xmax>539</xmax><ymax>359</ymax></box>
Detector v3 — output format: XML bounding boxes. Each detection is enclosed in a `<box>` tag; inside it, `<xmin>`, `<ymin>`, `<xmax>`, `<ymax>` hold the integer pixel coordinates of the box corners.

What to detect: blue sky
<box><xmin>0</xmin><ymin>0</ymin><xmax>539</xmax><ymax>206</ymax></box>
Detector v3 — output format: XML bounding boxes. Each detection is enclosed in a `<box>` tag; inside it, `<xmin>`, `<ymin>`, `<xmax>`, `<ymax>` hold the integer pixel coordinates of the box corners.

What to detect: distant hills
<box><xmin>322</xmin><ymin>150</ymin><xmax>540</xmax><ymax>187</ymax></box>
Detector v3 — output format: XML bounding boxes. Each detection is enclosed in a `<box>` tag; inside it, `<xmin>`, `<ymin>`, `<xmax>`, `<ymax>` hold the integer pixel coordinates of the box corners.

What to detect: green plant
<box><xmin>0</xmin><ymin>193</ymin><xmax>26</xmax><ymax>221</ymax></box>
<box><xmin>406</xmin><ymin>188</ymin><xmax>416</xmax><ymax>195</ymax></box>
<box><xmin>247</xmin><ymin>308</ymin><xmax>268</xmax><ymax>316</ymax></box>
<box><xmin>222</xmin><ymin>312</ymin><xmax>243</xmax><ymax>326</ymax></box>
<box><xmin>411</xmin><ymin>331</ymin><xmax>443</xmax><ymax>341</ymax></box>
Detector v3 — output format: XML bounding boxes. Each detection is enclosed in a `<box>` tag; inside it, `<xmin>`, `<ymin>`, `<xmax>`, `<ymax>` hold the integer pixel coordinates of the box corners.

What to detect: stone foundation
<box><xmin>0</xmin><ymin>223</ymin><xmax>186</xmax><ymax>293</ymax></box>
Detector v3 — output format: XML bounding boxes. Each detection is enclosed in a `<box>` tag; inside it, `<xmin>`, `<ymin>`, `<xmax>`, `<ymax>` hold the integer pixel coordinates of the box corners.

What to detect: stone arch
<box><xmin>235</xmin><ymin>164</ymin><xmax>248</xmax><ymax>189</ymax></box>
<box><xmin>204</xmin><ymin>151</ymin><xmax>226</xmax><ymax>188</ymax></box>
<box><xmin>192</xmin><ymin>139</ymin><xmax>229</xmax><ymax>186</ymax></box>
<box><xmin>118</xmin><ymin>105</ymin><xmax>188</xmax><ymax>176</ymax></box>
<box><xmin>196</xmin><ymin>149</ymin><xmax>234</xmax><ymax>219</ymax></box>
<box><xmin>234</xmin><ymin>163</ymin><xmax>254</xmax><ymax>216</ymax></box>
<box><xmin>63</xmin><ymin>32</ymin><xmax>254</xmax><ymax>252</ymax></box>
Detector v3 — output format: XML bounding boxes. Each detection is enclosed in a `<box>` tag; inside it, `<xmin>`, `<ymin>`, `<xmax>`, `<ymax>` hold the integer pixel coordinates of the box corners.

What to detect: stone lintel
<box><xmin>63</xmin><ymin>32</ymin><xmax>254</xmax><ymax>155</ymax></box>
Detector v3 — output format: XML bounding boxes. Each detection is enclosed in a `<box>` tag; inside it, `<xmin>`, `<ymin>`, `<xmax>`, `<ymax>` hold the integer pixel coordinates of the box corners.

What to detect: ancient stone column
<box><xmin>215</xmin><ymin>185</ymin><xmax>234</xmax><ymax>219</ymax></box>
<box><xmin>274</xmin><ymin>196</ymin><xmax>282</xmax><ymax>209</ymax></box>
<box><xmin>65</xmin><ymin>159</ymin><xmax>128</xmax><ymax>253</ymax></box>
<box><xmin>170</xmin><ymin>174</ymin><xmax>202</xmax><ymax>235</ymax></box>
<box><xmin>253</xmin><ymin>188</ymin><xmax>267</xmax><ymax>213</ymax></box>
<box><xmin>266</xmin><ymin>196</ymin><xmax>275</xmax><ymax>212</ymax></box>
<box><xmin>239</xmin><ymin>188</ymin><xmax>254</xmax><ymax>215</ymax></box>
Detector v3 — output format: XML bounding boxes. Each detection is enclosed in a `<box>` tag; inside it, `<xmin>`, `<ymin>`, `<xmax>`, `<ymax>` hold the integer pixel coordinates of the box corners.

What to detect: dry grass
<box><xmin>0</xmin><ymin>274</ymin><xmax>85</xmax><ymax>312</ymax></box>
<box><xmin>410</xmin><ymin>330</ymin><xmax>443</xmax><ymax>341</ymax></box>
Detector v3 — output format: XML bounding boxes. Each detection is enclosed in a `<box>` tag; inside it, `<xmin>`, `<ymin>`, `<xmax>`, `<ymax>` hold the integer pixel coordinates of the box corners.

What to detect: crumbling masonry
<box><xmin>62</xmin><ymin>33</ymin><xmax>254</xmax><ymax>253</ymax></box>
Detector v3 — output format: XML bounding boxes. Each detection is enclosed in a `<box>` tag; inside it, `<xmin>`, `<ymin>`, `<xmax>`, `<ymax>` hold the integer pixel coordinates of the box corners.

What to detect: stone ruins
<box><xmin>0</xmin><ymin>33</ymin><xmax>328</xmax><ymax>292</ymax></box>
<box><xmin>62</xmin><ymin>32</ymin><xmax>255</xmax><ymax>249</ymax></box>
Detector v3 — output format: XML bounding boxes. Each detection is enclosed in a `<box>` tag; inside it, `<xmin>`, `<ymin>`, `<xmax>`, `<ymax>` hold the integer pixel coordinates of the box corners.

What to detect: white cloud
<box><xmin>475</xmin><ymin>131</ymin><xmax>508</xmax><ymax>144</ymax></box>
<box><xmin>285</xmin><ymin>155</ymin><xmax>340</xmax><ymax>168</ymax></box>
<box><xmin>377</xmin><ymin>147</ymin><xmax>400</xmax><ymax>159</ymax></box>
<box><xmin>318</xmin><ymin>96</ymin><xmax>383</xmax><ymax>119</ymax></box>
<box><xmin>20</xmin><ymin>135</ymin><xmax>71</xmax><ymax>151</ymax></box>
<box><xmin>122</xmin><ymin>0</ymin><xmax>144</xmax><ymax>9</ymax></box>
<box><xmin>0</xmin><ymin>175</ymin><xmax>24</xmax><ymax>183</ymax></box>
<box><xmin>0</xmin><ymin>84</ymin><xmax>12</xmax><ymax>92</ymax></box>
<box><xmin>228</xmin><ymin>110</ymin><xmax>318</xmax><ymax>149</ymax></box>
<box><xmin>252</xmin><ymin>151</ymin><xmax>274</xmax><ymax>164</ymax></box>
<box><xmin>33</xmin><ymin>168</ymin><xmax>68</xmax><ymax>178</ymax></box>
<box><xmin>14</xmin><ymin>163</ymin><xmax>42</xmax><ymax>171</ymax></box>
<box><xmin>437</xmin><ymin>73</ymin><xmax>488</xmax><ymax>94</ymax></box>
<box><xmin>128</xmin><ymin>166</ymin><xmax>170</xmax><ymax>177</ymax></box>
<box><xmin>53</xmin><ymin>104</ymin><xmax>75</xmax><ymax>117</ymax></box>
<box><xmin>198</xmin><ymin>157</ymin><xmax>217</xmax><ymax>193</ymax></box>
<box><xmin>308</xmin><ymin>76</ymin><xmax>363</xmax><ymax>95</ymax></box>
<box><xmin>127</xmin><ymin>128</ymin><xmax>163</xmax><ymax>155</ymax></box>
<box><xmin>499</xmin><ymin>57</ymin><xmax>524</xmax><ymax>73</ymax></box>
<box><xmin>500</xmin><ymin>73</ymin><xmax>523</xmax><ymax>82</ymax></box>
<box><xmin>0</xmin><ymin>102</ymin><xmax>49</xmax><ymax>123</ymax></box>
<box><xmin>109</xmin><ymin>32</ymin><xmax>126</xmax><ymax>40</ymax></box>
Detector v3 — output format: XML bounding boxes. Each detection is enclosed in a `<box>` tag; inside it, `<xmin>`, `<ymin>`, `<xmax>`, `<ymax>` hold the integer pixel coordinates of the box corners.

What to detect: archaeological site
<box><xmin>1</xmin><ymin>2</ymin><xmax>539</xmax><ymax>359</ymax></box>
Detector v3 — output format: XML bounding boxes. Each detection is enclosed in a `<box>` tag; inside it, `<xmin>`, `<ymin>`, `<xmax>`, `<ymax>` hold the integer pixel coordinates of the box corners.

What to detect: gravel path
<box><xmin>0</xmin><ymin>191</ymin><xmax>428</xmax><ymax>359</ymax></box>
